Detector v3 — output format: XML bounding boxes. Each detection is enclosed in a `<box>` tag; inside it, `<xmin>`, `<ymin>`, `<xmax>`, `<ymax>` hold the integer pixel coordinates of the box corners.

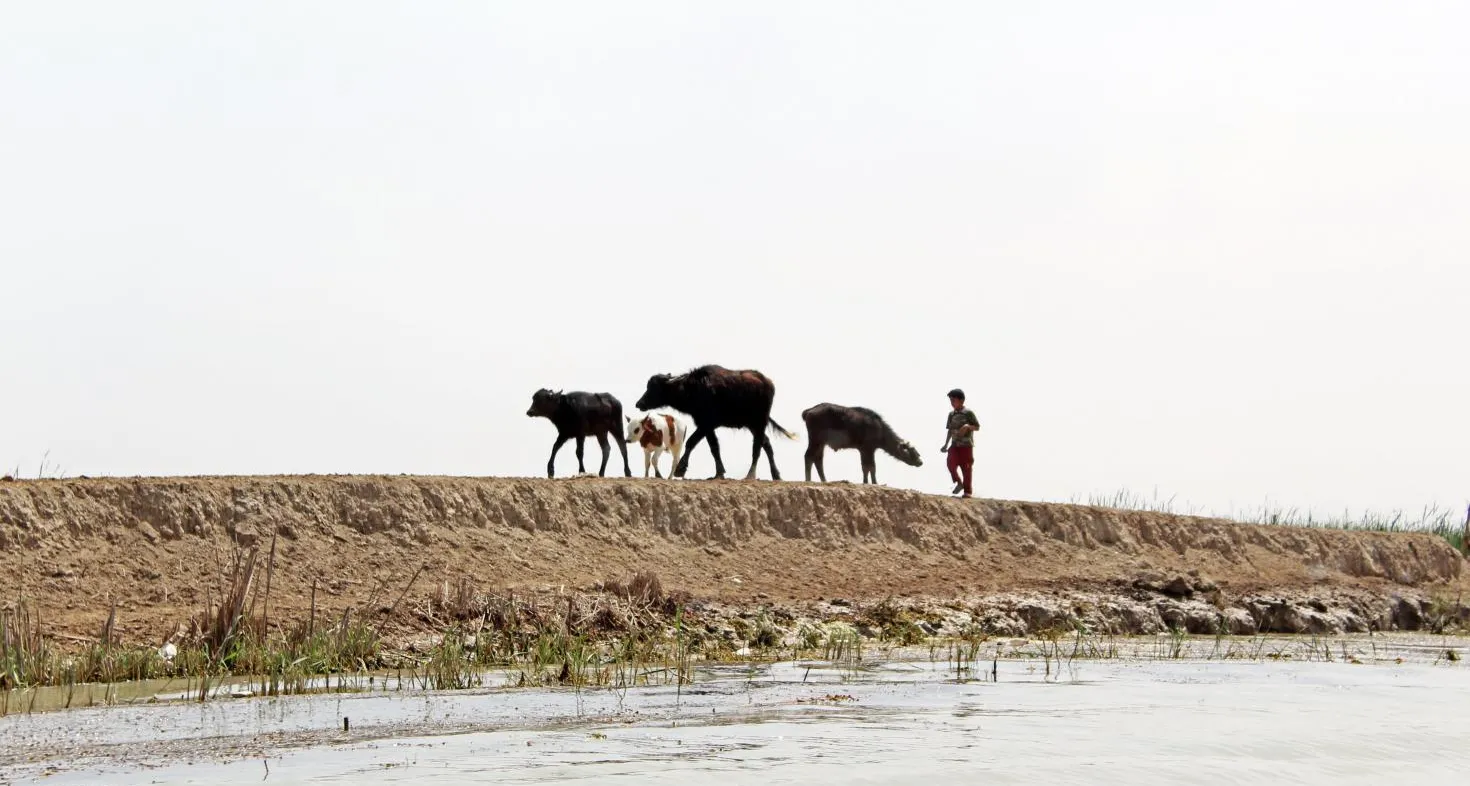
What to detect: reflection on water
<box><xmin>3</xmin><ymin>635</ymin><xmax>1468</xmax><ymax>785</ymax></box>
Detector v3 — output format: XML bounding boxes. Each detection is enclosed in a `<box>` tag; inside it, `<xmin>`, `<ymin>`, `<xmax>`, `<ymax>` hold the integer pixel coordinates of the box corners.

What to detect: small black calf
<box><xmin>526</xmin><ymin>389</ymin><xmax>632</xmax><ymax>478</ymax></box>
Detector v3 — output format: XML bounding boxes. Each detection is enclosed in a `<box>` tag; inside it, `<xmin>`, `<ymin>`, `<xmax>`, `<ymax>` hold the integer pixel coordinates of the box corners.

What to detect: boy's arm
<box><xmin>961</xmin><ymin>410</ymin><xmax>980</xmax><ymax>434</ymax></box>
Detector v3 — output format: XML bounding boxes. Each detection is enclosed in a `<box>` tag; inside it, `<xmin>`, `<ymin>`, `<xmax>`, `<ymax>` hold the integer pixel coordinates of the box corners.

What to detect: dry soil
<box><xmin>0</xmin><ymin>475</ymin><xmax>1463</xmax><ymax>644</ymax></box>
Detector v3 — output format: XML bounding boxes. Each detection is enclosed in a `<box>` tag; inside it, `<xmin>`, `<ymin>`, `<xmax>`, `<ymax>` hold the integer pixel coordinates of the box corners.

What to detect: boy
<box><xmin>940</xmin><ymin>388</ymin><xmax>980</xmax><ymax>498</ymax></box>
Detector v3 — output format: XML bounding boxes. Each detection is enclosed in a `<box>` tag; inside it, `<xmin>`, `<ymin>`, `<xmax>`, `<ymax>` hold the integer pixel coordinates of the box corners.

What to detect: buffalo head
<box><xmin>526</xmin><ymin>388</ymin><xmax>561</xmax><ymax>419</ymax></box>
<box><xmin>635</xmin><ymin>374</ymin><xmax>674</xmax><ymax>412</ymax></box>
<box><xmin>893</xmin><ymin>439</ymin><xmax>923</xmax><ymax>468</ymax></box>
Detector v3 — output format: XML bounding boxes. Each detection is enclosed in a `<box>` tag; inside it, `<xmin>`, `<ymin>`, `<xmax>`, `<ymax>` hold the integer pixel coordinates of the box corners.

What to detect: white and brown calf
<box><xmin>624</xmin><ymin>412</ymin><xmax>689</xmax><ymax>478</ymax></box>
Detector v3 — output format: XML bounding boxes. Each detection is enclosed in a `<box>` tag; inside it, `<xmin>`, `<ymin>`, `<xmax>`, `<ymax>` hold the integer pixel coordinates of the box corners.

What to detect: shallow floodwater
<box><xmin>3</xmin><ymin>637</ymin><xmax>1468</xmax><ymax>784</ymax></box>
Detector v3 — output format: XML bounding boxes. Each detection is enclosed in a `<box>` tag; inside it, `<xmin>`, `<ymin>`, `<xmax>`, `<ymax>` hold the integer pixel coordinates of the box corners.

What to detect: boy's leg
<box><xmin>946</xmin><ymin>447</ymin><xmax>963</xmax><ymax>492</ymax></box>
<box><xmin>955</xmin><ymin>446</ymin><xmax>974</xmax><ymax>497</ymax></box>
<box><xmin>962</xmin><ymin>451</ymin><xmax>974</xmax><ymax>497</ymax></box>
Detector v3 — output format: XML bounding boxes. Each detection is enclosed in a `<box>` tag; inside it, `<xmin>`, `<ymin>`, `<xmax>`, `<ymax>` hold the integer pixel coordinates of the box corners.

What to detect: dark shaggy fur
<box><xmin>634</xmin><ymin>365</ymin><xmax>796</xmax><ymax>480</ymax></box>
<box><xmin>525</xmin><ymin>388</ymin><xmax>632</xmax><ymax>478</ymax></box>
<box><xmin>801</xmin><ymin>403</ymin><xmax>923</xmax><ymax>484</ymax></box>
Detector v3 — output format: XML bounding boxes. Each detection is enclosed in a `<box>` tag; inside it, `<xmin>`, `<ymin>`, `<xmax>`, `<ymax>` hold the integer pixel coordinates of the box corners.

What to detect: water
<box><xmin>2</xmin><ymin>639</ymin><xmax>1468</xmax><ymax>784</ymax></box>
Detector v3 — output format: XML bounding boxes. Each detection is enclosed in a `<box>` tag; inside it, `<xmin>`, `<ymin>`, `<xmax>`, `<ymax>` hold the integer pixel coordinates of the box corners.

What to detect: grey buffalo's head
<box><xmin>894</xmin><ymin>439</ymin><xmax>923</xmax><ymax>468</ymax></box>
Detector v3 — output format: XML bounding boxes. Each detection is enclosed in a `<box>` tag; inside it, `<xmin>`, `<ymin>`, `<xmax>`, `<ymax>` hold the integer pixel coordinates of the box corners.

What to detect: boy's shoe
<box><xmin>951</xmin><ymin>482</ymin><xmax>964</xmax><ymax>495</ymax></box>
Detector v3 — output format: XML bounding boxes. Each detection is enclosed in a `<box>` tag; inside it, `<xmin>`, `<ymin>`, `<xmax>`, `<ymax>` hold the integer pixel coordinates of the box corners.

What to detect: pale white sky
<box><xmin>3</xmin><ymin>2</ymin><xmax>1466</xmax><ymax>519</ymax></box>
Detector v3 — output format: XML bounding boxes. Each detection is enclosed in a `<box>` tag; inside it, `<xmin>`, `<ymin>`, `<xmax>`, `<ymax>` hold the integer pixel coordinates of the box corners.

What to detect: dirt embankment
<box><xmin>0</xmin><ymin>475</ymin><xmax>1464</xmax><ymax>644</ymax></box>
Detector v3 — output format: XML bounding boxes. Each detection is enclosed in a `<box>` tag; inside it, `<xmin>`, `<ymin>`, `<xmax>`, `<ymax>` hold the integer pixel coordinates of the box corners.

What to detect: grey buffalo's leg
<box><xmin>677</xmin><ymin>428</ymin><xmax>708</xmax><ymax>478</ymax></box>
<box><xmin>547</xmin><ymin>434</ymin><xmax>569</xmax><ymax>478</ymax></box>
<box><xmin>861</xmin><ymin>448</ymin><xmax>877</xmax><ymax>484</ymax></box>
<box><xmin>804</xmin><ymin>440</ymin><xmax>825</xmax><ymax>483</ymax></box>
<box><xmin>574</xmin><ymin>435</ymin><xmax>587</xmax><ymax>475</ymax></box>
<box><xmin>705</xmin><ymin>430</ymin><xmax>727</xmax><ymax>479</ymax></box>
<box><xmin>595</xmin><ymin>432</ymin><xmax>611</xmax><ymax>477</ymax></box>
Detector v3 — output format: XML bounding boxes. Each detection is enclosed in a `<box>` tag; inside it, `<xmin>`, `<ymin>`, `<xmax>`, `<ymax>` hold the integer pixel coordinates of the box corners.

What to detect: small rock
<box><xmin>1160</xmin><ymin>576</ymin><xmax>1194</xmax><ymax>598</ymax></box>
<box><xmin>1183</xmin><ymin>608</ymin><xmax>1221</xmax><ymax>634</ymax></box>
<box><xmin>975</xmin><ymin>610</ymin><xmax>1026</xmax><ymax>637</ymax></box>
<box><xmin>1222</xmin><ymin>608</ymin><xmax>1258</xmax><ymax>635</ymax></box>
<box><xmin>1390</xmin><ymin>596</ymin><xmax>1424</xmax><ymax>631</ymax></box>
<box><xmin>1252</xmin><ymin>600</ymin><xmax>1342</xmax><ymax>634</ymax></box>
<box><xmin>1156</xmin><ymin>600</ymin><xmax>1188</xmax><ymax>630</ymax></box>
<box><xmin>1335</xmin><ymin>611</ymin><xmax>1368</xmax><ymax>634</ymax></box>
<box><xmin>1014</xmin><ymin>601</ymin><xmax>1076</xmax><ymax>632</ymax></box>
<box><xmin>1106</xmin><ymin>601</ymin><xmax>1163</xmax><ymax>635</ymax></box>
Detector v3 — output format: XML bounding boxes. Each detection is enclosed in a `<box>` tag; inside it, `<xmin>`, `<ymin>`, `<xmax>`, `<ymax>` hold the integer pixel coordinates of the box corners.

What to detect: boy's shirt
<box><xmin>946</xmin><ymin>408</ymin><xmax>980</xmax><ymax>447</ymax></box>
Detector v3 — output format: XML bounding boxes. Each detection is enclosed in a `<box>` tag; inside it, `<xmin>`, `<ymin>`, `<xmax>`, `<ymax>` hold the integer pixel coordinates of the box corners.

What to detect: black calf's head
<box><xmin>635</xmin><ymin>374</ymin><xmax>674</xmax><ymax>411</ymax></box>
<box><xmin>894</xmin><ymin>439</ymin><xmax>923</xmax><ymax>468</ymax></box>
<box><xmin>526</xmin><ymin>388</ymin><xmax>561</xmax><ymax>418</ymax></box>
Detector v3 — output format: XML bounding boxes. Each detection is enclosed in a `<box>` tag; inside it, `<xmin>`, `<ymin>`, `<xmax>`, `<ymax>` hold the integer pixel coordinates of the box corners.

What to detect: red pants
<box><xmin>946</xmin><ymin>445</ymin><xmax>974</xmax><ymax>496</ymax></box>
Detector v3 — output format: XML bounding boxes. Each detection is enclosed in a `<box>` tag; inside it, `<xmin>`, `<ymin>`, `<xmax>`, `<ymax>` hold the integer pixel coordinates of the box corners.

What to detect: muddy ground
<box><xmin>1</xmin><ymin>475</ymin><xmax>1465</xmax><ymax>647</ymax></box>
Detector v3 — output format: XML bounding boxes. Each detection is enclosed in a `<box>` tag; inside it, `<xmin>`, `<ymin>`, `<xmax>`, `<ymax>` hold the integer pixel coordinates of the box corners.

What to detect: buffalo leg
<box><xmin>861</xmin><ymin>448</ymin><xmax>877</xmax><ymax>484</ymax></box>
<box><xmin>705</xmin><ymin>430</ymin><xmax>727</xmax><ymax>479</ymax></box>
<box><xmin>677</xmin><ymin>428</ymin><xmax>708</xmax><ymax>478</ymax></box>
<box><xmin>762</xmin><ymin>432</ymin><xmax>781</xmax><ymax>481</ymax></box>
<box><xmin>805</xmin><ymin>441</ymin><xmax>826</xmax><ymax>483</ymax></box>
<box><xmin>574</xmin><ymin>436</ymin><xmax>587</xmax><ymax>475</ymax></box>
<box><xmin>744</xmin><ymin>425</ymin><xmax>765</xmax><ymax>481</ymax></box>
<box><xmin>549</xmin><ymin>434</ymin><xmax>570</xmax><ymax>476</ymax></box>
<box><xmin>595</xmin><ymin>432</ymin><xmax>611</xmax><ymax>477</ymax></box>
<box><xmin>615</xmin><ymin>427</ymin><xmax>631</xmax><ymax>477</ymax></box>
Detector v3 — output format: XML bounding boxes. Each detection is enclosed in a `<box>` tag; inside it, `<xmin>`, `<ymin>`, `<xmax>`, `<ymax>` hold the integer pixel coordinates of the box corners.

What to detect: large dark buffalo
<box><xmin>525</xmin><ymin>389</ymin><xmax>632</xmax><ymax>478</ymax></box>
<box><xmin>634</xmin><ymin>365</ymin><xmax>796</xmax><ymax>480</ymax></box>
<box><xmin>801</xmin><ymin>403</ymin><xmax>923</xmax><ymax>484</ymax></box>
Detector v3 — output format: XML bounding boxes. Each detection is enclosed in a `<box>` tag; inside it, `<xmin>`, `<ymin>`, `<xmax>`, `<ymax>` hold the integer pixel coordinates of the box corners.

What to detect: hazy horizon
<box><xmin>3</xmin><ymin>2</ymin><xmax>1466</xmax><ymax>522</ymax></box>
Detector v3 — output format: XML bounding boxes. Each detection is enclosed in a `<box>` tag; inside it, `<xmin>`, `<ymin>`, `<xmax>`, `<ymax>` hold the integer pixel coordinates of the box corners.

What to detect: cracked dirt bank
<box><xmin>0</xmin><ymin>475</ymin><xmax>1465</xmax><ymax>645</ymax></box>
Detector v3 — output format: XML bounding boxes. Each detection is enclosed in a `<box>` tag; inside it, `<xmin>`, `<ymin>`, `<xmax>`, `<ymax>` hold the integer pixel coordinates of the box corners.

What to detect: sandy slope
<box><xmin>0</xmin><ymin>475</ymin><xmax>1462</xmax><ymax>642</ymax></box>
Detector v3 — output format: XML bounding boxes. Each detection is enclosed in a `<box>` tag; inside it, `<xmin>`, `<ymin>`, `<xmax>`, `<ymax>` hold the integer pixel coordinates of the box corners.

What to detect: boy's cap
<box><xmin>947</xmin><ymin>388</ymin><xmax>965</xmax><ymax>401</ymax></box>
